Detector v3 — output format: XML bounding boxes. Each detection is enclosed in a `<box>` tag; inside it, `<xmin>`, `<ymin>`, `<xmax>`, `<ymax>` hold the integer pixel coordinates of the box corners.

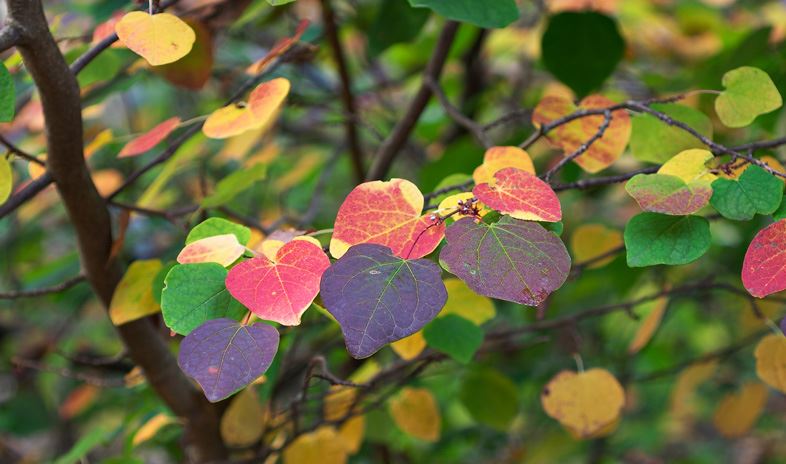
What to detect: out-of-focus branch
<box><xmin>0</xmin><ymin>274</ymin><xmax>85</xmax><ymax>300</ymax></box>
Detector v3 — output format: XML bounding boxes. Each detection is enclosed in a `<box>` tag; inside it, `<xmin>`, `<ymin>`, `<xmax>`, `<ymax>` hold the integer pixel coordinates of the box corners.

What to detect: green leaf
<box><xmin>161</xmin><ymin>263</ymin><xmax>247</xmax><ymax>335</ymax></box>
<box><xmin>201</xmin><ymin>163</ymin><xmax>267</xmax><ymax>208</ymax></box>
<box><xmin>715</xmin><ymin>66</ymin><xmax>782</xmax><ymax>128</ymax></box>
<box><xmin>186</xmin><ymin>217</ymin><xmax>251</xmax><ymax>245</ymax></box>
<box><xmin>0</xmin><ymin>157</ymin><xmax>11</xmax><ymax>204</ymax></box>
<box><xmin>459</xmin><ymin>368</ymin><xmax>519</xmax><ymax>430</ymax></box>
<box><xmin>423</xmin><ymin>314</ymin><xmax>483</xmax><ymax>364</ymax></box>
<box><xmin>624</xmin><ymin>213</ymin><xmax>711</xmax><ymax>267</ymax></box>
<box><xmin>541</xmin><ymin>12</ymin><xmax>625</xmax><ymax>98</ymax></box>
<box><xmin>152</xmin><ymin>262</ymin><xmax>177</xmax><ymax>304</ymax></box>
<box><xmin>369</xmin><ymin>0</ymin><xmax>430</xmax><ymax>56</ymax></box>
<box><xmin>53</xmin><ymin>427</ymin><xmax>112</xmax><ymax>464</ymax></box>
<box><xmin>710</xmin><ymin>165</ymin><xmax>784</xmax><ymax>220</ymax></box>
<box><xmin>408</xmin><ymin>0</ymin><xmax>519</xmax><ymax>29</ymax></box>
<box><xmin>267</xmin><ymin>0</ymin><xmax>296</xmax><ymax>5</ymax></box>
<box><xmin>0</xmin><ymin>62</ymin><xmax>14</xmax><ymax>122</ymax></box>
<box><xmin>630</xmin><ymin>104</ymin><xmax>712</xmax><ymax>164</ymax></box>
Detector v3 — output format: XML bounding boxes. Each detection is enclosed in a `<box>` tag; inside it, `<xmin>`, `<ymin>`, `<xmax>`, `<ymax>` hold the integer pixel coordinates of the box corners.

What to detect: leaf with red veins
<box><xmin>742</xmin><ymin>219</ymin><xmax>786</xmax><ymax>297</ymax></box>
<box><xmin>473</xmin><ymin>167</ymin><xmax>562</xmax><ymax>222</ymax></box>
<box><xmin>330</xmin><ymin>178</ymin><xmax>445</xmax><ymax>259</ymax></box>
<box><xmin>226</xmin><ymin>239</ymin><xmax>330</xmax><ymax>325</ymax></box>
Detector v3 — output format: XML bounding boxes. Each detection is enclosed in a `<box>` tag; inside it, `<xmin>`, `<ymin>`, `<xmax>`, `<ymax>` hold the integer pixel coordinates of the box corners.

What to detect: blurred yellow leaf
<box><xmin>283</xmin><ymin>426</ymin><xmax>348</xmax><ymax>464</ymax></box>
<box><xmin>84</xmin><ymin>129</ymin><xmax>113</xmax><ymax>158</ymax></box>
<box><xmin>109</xmin><ymin>259</ymin><xmax>162</xmax><ymax>325</ymax></box>
<box><xmin>668</xmin><ymin>360</ymin><xmax>717</xmax><ymax>433</ymax></box>
<box><xmin>324</xmin><ymin>386</ymin><xmax>357</xmax><ymax>422</ymax></box>
<box><xmin>570</xmin><ymin>224</ymin><xmax>622</xmax><ymax>269</ymax></box>
<box><xmin>115</xmin><ymin>12</ymin><xmax>196</xmax><ymax>66</ymax></box>
<box><xmin>220</xmin><ymin>388</ymin><xmax>267</xmax><ymax>447</ymax></box>
<box><xmin>713</xmin><ymin>381</ymin><xmax>768</xmax><ymax>438</ymax></box>
<box><xmin>441</xmin><ymin>278</ymin><xmax>496</xmax><ymax>325</ymax></box>
<box><xmin>391</xmin><ymin>331</ymin><xmax>426</xmax><ymax>360</ymax></box>
<box><xmin>349</xmin><ymin>359</ymin><xmax>380</xmax><ymax>383</ymax></box>
<box><xmin>628</xmin><ymin>295</ymin><xmax>668</xmax><ymax>354</ymax></box>
<box><xmin>541</xmin><ymin>368</ymin><xmax>625</xmax><ymax>438</ymax></box>
<box><xmin>0</xmin><ymin>157</ymin><xmax>11</xmax><ymax>204</ymax></box>
<box><xmin>133</xmin><ymin>413</ymin><xmax>179</xmax><ymax>446</ymax></box>
<box><xmin>336</xmin><ymin>415</ymin><xmax>365</xmax><ymax>454</ymax></box>
<box><xmin>755</xmin><ymin>334</ymin><xmax>786</xmax><ymax>393</ymax></box>
<box><xmin>389</xmin><ymin>387</ymin><xmax>441</xmax><ymax>442</ymax></box>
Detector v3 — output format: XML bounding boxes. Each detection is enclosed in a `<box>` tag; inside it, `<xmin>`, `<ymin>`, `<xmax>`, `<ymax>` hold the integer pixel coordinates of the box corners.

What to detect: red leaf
<box><xmin>473</xmin><ymin>167</ymin><xmax>562</xmax><ymax>222</ymax></box>
<box><xmin>742</xmin><ymin>219</ymin><xmax>786</xmax><ymax>297</ymax></box>
<box><xmin>118</xmin><ymin>117</ymin><xmax>181</xmax><ymax>158</ymax></box>
<box><xmin>226</xmin><ymin>239</ymin><xmax>330</xmax><ymax>326</ymax></box>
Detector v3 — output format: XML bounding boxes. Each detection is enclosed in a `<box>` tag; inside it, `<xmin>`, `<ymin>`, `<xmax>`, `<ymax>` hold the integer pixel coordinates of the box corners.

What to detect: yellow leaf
<box><xmin>177</xmin><ymin>233</ymin><xmax>246</xmax><ymax>267</ymax></box>
<box><xmin>436</xmin><ymin>192</ymin><xmax>487</xmax><ymax>219</ymax></box>
<box><xmin>0</xmin><ymin>157</ymin><xmax>12</xmax><ymax>204</ymax></box>
<box><xmin>472</xmin><ymin>146</ymin><xmax>535</xmax><ymax>185</ymax></box>
<box><xmin>658</xmin><ymin>149</ymin><xmax>717</xmax><ymax>183</ymax></box>
<box><xmin>668</xmin><ymin>360</ymin><xmax>717</xmax><ymax>432</ymax></box>
<box><xmin>203</xmin><ymin>79</ymin><xmax>290</xmax><ymax>140</ymax></box>
<box><xmin>109</xmin><ymin>259</ymin><xmax>162</xmax><ymax>325</ymax></box>
<box><xmin>627</xmin><ymin>295</ymin><xmax>668</xmax><ymax>354</ymax></box>
<box><xmin>349</xmin><ymin>360</ymin><xmax>380</xmax><ymax>383</ymax></box>
<box><xmin>712</xmin><ymin>381</ymin><xmax>768</xmax><ymax>438</ymax></box>
<box><xmin>391</xmin><ymin>331</ymin><xmax>426</xmax><ymax>360</ymax></box>
<box><xmin>115</xmin><ymin>12</ymin><xmax>196</xmax><ymax>66</ymax></box>
<box><xmin>133</xmin><ymin>413</ymin><xmax>179</xmax><ymax>446</ymax></box>
<box><xmin>84</xmin><ymin>129</ymin><xmax>113</xmax><ymax>159</ymax></box>
<box><xmin>273</xmin><ymin>153</ymin><xmax>322</xmax><ymax>191</ymax></box>
<box><xmin>91</xmin><ymin>169</ymin><xmax>124</xmax><ymax>197</ymax></box>
<box><xmin>570</xmin><ymin>224</ymin><xmax>622</xmax><ymax>269</ymax></box>
<box><xmin>28</xmin><ymin>156</ymin><xmax>46</xmax><ymax>180</ymax></box>
<box><xmin>565</xmin><ymin>417</ymin><xmax>619</xmax><ymax>440</ymax></box>
<box><xmin>540</xmin><ymin>368</ymin><xmax>625</xmax><ymax>439</ymax></box>
<box><xmin>389</xmin><ymin>387</ymin><xmax>441</xmax><ymax>442</ymax></box>
<box><xmin>324</xmin><ymin>386</ymin><xmax>357</xmax><ymax>422</ymax></box>
<box><xmin>220</xmin><ymin>388</ymin><xmax>267</xmax><ymax>447</ymax></box>
<box><xmin>721</xmin><ymin>155</ymin><xmax>786</xmax><ymax>182</ymax></box>
<box><xmin>441</xmin><ymin>278</ymin><xmax>496</xmax><ymax>325</ymax></box>
<box><xmin>283</xmin><ymin>426</ymin><xmax>348</xmax><ymax>464</ymax></box>
<box><xmin>755</xmin><ymin>334</ymin><xmax>786</xmax><ymax>393</ymax></box>
<box><xmin>336</xmin><ymin>415</ymin><xmax>365</xmax><ymax>454</ymax></box>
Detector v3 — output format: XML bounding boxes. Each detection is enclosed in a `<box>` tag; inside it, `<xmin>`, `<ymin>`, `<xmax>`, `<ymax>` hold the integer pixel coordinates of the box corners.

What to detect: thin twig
<box><xmin>0</xmin><ymin>274</ymin><xmax>86</xmax><ymax>300</ymax></box>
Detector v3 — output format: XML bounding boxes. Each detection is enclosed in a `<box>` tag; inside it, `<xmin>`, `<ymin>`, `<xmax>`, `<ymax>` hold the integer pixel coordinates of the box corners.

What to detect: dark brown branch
<box><xmin>11</xmin><ymin>356</ymin><xmax>127</xmax><ymax>388</ymax></box>
<box><xmin>320</xmin><ymin>0</ymin><xmax>364</xmax><ymax>182</ymax></box>
<box><xmin>0</xmin><ymin>134</ymin><xmax>43</xmax><ymax>165</ymax></box>
<box><xmin>365</xmin><ymin>21</ymin><xmax>460</xmax><ymax>180</ymax></box>
<box><xmin>0</xmin><ymin>172</ymin><xmax>54</xmax><ymax>218</ymax></box>
<box><xmin>5</xmin><ymin>1</ymin><xmax>226</xmax><ymax>461</ymax></box>
<box><xmin>0</xmin><ymin>274</ymin><xmax>85</xmax><ymax>299</ymax></box>
<box><xmin>0</xmin><ymin>23</ymin><xmax>22</xmax><ymax>52</ymax></box>
<box><xmin>552</xmin><ymin>166</ymin><xmax>659</xmax><ymax>191</ymax></box>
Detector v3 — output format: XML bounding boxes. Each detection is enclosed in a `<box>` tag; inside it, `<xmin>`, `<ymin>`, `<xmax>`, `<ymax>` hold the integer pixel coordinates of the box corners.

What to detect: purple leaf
<box><xmin>320</xmin><ymin>243</ymin><xmax>447</xmax><ymax>359</ymax></box>
<box><xmin>178</xmin><ymin>318</ymin><xmax>279</xmax><ymax>402</ymax></box>
<box><xmin>439</xmin><ymin>216</ymin><xmax>571</xmax><ymax>306</ymax></box>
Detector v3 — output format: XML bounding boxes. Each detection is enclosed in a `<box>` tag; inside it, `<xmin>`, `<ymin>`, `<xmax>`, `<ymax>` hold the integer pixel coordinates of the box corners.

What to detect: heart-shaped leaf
<box><xmin>711</xmin><ymin>165</ymin><xmax>783</xmax><ymax>221</ymax></box>
<box><xmin>625</xmin><ymin>173</ymin><xmax>712</xmax><ymax>215</ymax></box>
<box><xmin>473</xmin><ymin>167</ymin><xmax>562</xmax><ymax>222</ymax></box>
<box><xmin>624</xmin><ymin>213</ymin><xmax>710</xmax><ymax>267</ymax></box>
<box><xmin>472</xmin><ymin>146</ymin><xmax>535</xmax><ymax>185</ymax></box>
<box><xmin>161</xmin><ymin>263</ymin><xmax>247</xmax><ymax>335</ymax></box>
<box><xmin>715</xmin><ymin>66</ymin><xmax>782</xmax><ymax>128</ymax></box>
<box><xmin>226</xmin><ymin>239</ymin><xmax>330</xmax><ymax>325</ymax></box>
<box><xmin>203</xmin><ymin>78</ymin><xmax>290</xmax><ymax>139</ymax></box>
<box><xmin>320</xmin><ymin>244</ymin><xmax>447</xmax><ymax>359</ymax></box>
<box><xmin>330</xmin><ymin>178</ymin><xmax>445</xmax><ymax>260</ymax></box>
<box><xmin>178</xmin><ymin>319</ymin><xmax>279</xmax><ymax>402</ymax></box>
<box><xmin>115</xmin><ymin>12</ymin><xmax>196</xmax><ymax>66</ymax></box>
<box><xmin>742</xmin><ymin>219</ymin><xmax>786</xmax><ymax>297</ymax></box>
<box><xmin>439</xmin><ymin>216</ymin><xmax>571</xmax><ymax>306</ymax></box>
<box><xmin>532</xmin><ymin>94</ymin><xmax>631</xmax><ymax>173</ymax></box>
<box><xmin>423</xmin><ymin>314</ymin><xmax>483</xmax><ymax>364</ymax></box>
<box><xmin>177</xmin><ymin>234</ymin><xmax>246</xmax><ymax>267</ymax></box>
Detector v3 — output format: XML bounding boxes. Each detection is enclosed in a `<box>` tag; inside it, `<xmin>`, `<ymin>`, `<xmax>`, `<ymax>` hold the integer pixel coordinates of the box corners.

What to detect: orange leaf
<box><xmin>203</xmin><ymin>78</ymin><xmax>290</xmax><ymax>139</ymax></box>
<box><xmin>119</xmin><ymin>117</ymin><xmax>181</xmax><ymax>158</ymax></box>
<box><xmin>532</xmin><ymin>94</ymin><xmax>631</xmax><ymax>173</ymax></box>
<box><xmin>330</xmin><ymin>178</ymin><xmax>445</xmax><ymax>259</ymax></box>
<box><xmin>472</xmin><ymin>146</ymin><xmax>535</xmax><ymax>185</ymax></box>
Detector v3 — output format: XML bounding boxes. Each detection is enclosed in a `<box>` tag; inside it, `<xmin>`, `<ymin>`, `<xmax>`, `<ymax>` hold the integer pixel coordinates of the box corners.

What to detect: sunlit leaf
<box><xmin>283</xmin><ymin>427</ymin><xmax>348</xmax><ymax>464</ymax></box>
<box><xmin>226</xmin><ymin>239</ymin><xmax>330</xmax><ymax>326</ymax></box>
<box><xmin>203</xmin><ymin>78</ymin><xmax>290</xmax><ymax>139</ymax></box>
<box><xmin>133</xmin><ymin>413</ymin><xmax>178</xmax><ymax>446</ymax></box>
<box><xmin>628</xmin><ymin>295</ymin><xmax>668</xmax><ymax>354</ymax></box>
<box><xmin>178</xmin><ymin>318</ymin><xmax>279</xmax><ymax>402</ymax></box>
<box><xmin>541</xmin><ymin>368</ymin><xmax>625</xmax><ymax>438</ymax></box>
<box><xmin>473</xmin><ymin>167</ymin><xmax>562</xmax><ymax>222</ymax></box>
<box><xmin>330</xmin><ymin>178</ymin><xmax>444</xmax><ymax>260</ymax></box>
<box><xmin>109</xmin><ymin>259</ymin><xmax>162</xmax><ymax>325</ymax></box>
<box><xmin>439</xmin><ymin>216</ymin><xmax>571</xmax><ymax>306</ymax></box>
<box><xmin>715</xmin><ymin>66</ymin><xmax>783</xmax><ymax>128</ymax></box>
<box><xmin>389</xmin><ymin>387</ymin><xmax>441</xmax><ymax>442</ymax></box>
<box><xmin>154</xmin><ymin>20</ymin><xmax>213</xmax><ymax>90</ymax></box>
<box><xmin>657</xmin><ymin>149</ymin><xmax>716</xmax><ymax>183</ymax></box>
<box><xmin>625</xmin><ymin>174</ymin><xmax>712</xmax><ymax>216</ymax></box>
<box><xmin>320</xmin><ymin>244</ymin><xmax>447</xmax><ymax>359</ymax></box>
<box><xmin>115</xmin><ymin>12</ymin><xmax>196</xmax><ymax>66</ymax></box>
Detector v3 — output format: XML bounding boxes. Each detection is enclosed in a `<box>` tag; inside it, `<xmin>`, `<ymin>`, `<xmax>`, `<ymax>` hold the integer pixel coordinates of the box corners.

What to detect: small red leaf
<box><xmin>473</xmin><ymin>167</ymin><xmax>562</xmax><ymax>222</ymax></box>
<box><xmin>118</xmin><ymin>117</ymin><xmax>181</xmax><ymax>158</ymax></box>
<box><xmin>742</xmin><ymin>219</ymin><xmax>786</xmax><ymax>297</ymax></box>
<box><xmin>226</xmin><ymin>239</ymin><xmax>330</xmax><ymax>326</ymax></box>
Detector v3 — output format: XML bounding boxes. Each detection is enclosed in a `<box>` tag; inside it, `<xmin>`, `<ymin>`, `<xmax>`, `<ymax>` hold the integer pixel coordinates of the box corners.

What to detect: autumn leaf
<box><xmin>225</xmin><ymin>238</ymin><xmax>330</xmax><ymax>326</ymax></box>
<box><xmin>320</xmin><ymin>244</ymin><xmax>447</xmax><ymax>359</ymax></box>
<box><xmin>742</xmin><ymin>220</ymin><xmax>786</xmax><ymax>297</ymax></box>
<box><xmin>441</xmin><ymin>278</ymin><xmax>496</xmax><ymax>325</ymax></box>
<box><xmin>389</xmin><ymin>387</ymin><xmax>441</xmax><ymax>442</ymax></box>
<box><xmin>712</xmin><ymin>381</ymin><xmax>768</xmax><ymax>438</ymax></box>
<box><xmin>472</xmin><ymin>146</ymin><xmax>535</xmax><ymax>185</ymax></box>
<box><xmin>177</xmin><ymin>234</ymin><xmax>246</xmax><ymax>267</ymax></box>
<box><xmin>532</xmin><ymin>94</ymin><xmax>631</xmax><ymax>173</ymax></box>
<box><xmin>0</xmin><ymin>157</ymin><xmax>11</xmax><ymax>204</ymax></box>
<box><xmin>283</xmin><ymin>427</ymin><xmax>348</xmax><ymax>464</ymax></box>
<box><xmin>330</xmin><ymin>178</ymin><xmax>445</xmax><ymax>260</ymax></box>
<box><xmin>109</xmin><ymin>259</ymin><xmax>163</xmax><ymax>325</ymax></box>
<box><xmin>391</xmin><ymin>331</ymin><xmax>427</xmax><ymax>360</ymax></box>
<box><xmin>115</xmin><ymin>12</ymin><xmax>196</xmax><ymax>66</ymax></box>
<box><xmin>541</xmin><ymin>368</ymin><xmax>625</xmax><ymax>438</ymax></box>
<box><xmin>220</xmin><ymin>388</ymin><xmax>266</xmax><ymax>447</ymax></box>
<box><xmin>178</xmin><ymin>318</ymin><xmax>279</xmax><ymax>402</ymax></box>
<box><xmin>118</xmin><ymin>117</ymin><xmax>180</xmax><ymax>158</ymax></box>
<box><xmin>203</xmin><ymin>78</ymin><xmax>290</xmax><ymax>139</ymax></box>
<box><xmin>473</xmin><ymin>167</ymin><xmax>562</xmax><ymax>222</ymax></box>
<box><xmin>570</xmin><ymin>223</ymin><xmax>622</xmax><ymax>269</ymax></box>
<box><xmin>754</xmin><ymin>334</ymin><xmax>786</xmax><ymax>393</ymax></box>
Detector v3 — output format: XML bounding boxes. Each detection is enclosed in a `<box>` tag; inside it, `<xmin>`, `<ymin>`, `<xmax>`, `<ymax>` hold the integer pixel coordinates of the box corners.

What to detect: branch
<box><xmin>0</xmin><ymin>133</ymin><xmax>44</xmax><ymax>165</ymax></box>
<box><xmin>12</xmin><ymin>356</ymin><xmax>127</xmax><ymax>388</ymax></box>
<box><xmin>0</xmin><ymin>172</ymin><xmax>54</xmax><ymax>219</ymax></box>
<box><xmin>0</xmin><ymin>274</ymin><xmax>85</xmax><ymax>299</ymax></box>
<box><xmin>0</xmin><ymin>23</ymin><xmax>22</xmax><ymax>52</ymax></box>
<box><xmin>427</xmin><ymin>77</ymin><xmax>493</xmax><ymax>148</ymax></box>
<box><xmin>365</xmin><ymin>21</ymin><xmax>460</xmax><ymax>180</ymax></box>
<box><xmin>320</xmin><ymin>0</ymin><xmax>364</xmax><ymax>182</ymax></box>
<box><xmin>542</xmin><ymin>110</ymin><xmax>611</xmax><ymax>181</ymax></box>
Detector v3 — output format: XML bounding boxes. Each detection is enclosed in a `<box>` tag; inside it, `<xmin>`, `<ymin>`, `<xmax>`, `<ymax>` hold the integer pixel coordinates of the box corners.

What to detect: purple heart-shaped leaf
<box><xmin>320</xmin><ymin>244</ymin><xmax>447</xmax><ymax>359</ymax></box>
<box><xmin>178</xmin><ymin>318</ymin><xmax>279</xmax><ymax>402</ymax></box>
